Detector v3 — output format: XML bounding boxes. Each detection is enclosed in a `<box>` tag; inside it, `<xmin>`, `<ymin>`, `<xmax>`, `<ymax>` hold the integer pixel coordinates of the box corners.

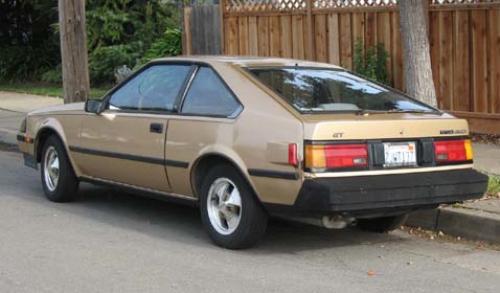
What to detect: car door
<box><xmin>73</xmin><ymin>63</ymin><xmax>193</xmax><ymax>192</ymax></box>
<box><xmin>164</xmin><ymin>65</ymin><xmax>243</xmax><ymax>196</ymax></box>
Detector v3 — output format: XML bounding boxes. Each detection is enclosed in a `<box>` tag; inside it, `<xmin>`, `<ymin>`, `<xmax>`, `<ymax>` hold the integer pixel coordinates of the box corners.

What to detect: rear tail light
<box><xmin>305</xmin><ymin>143</ymin><xmax>368</xmax><ymax>171</ymax></box>
<box><xmin>288</xmin><ymin>143</ymin><xmax>298</xmax><ymax>166</ymax></box>
<box><xmin>433</xmin><ymin>139</ymin><xmax>473</xmax><ymax>164</ymax></box>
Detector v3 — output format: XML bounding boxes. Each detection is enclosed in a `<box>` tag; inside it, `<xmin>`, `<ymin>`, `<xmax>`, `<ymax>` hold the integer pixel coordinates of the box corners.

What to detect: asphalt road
<box><xmin>0</xmin><ymin>149</ymin><xmax>499</xmax><ymax>293</ymax></box>
<box><xmin>0</xmin><ymin>109</ymin><xmax>24</xmax><ymax>145</ymax></box>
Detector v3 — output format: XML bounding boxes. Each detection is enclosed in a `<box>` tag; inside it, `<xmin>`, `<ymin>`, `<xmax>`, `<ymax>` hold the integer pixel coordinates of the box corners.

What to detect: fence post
<box><xmin>306</xmin><ymin>0</ymin><xmax>315</xmax><ymax>60</ymax></box>
<box><xmin>220</xmin><ymin>0</ymin><xmax>225</xmax><ymax>54</ymax></box>
<box><xmin>183</xmin><ymin>6</ymin><xmax>192</xmax><ymax>55</ymax></box>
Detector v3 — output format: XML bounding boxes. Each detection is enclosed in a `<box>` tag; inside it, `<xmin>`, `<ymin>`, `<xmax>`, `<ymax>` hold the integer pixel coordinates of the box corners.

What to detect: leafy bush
<box><xmin>0</xmin><ymin>0</ymin><xmax>60</xmax><ymax>81</ymax></box>
<box><xmin>86</xmin><ymin>0</ymin><xmax>180</xmax><ymax>84</ymax></box>
<box><xmin>487</xmin><ymin>176</ymin><xmax>500</xmax><ymax>198</ymax></box>
<box><xmin>353</xmin><ymin>40</ymin><xmax>389</xmax><ymax>85</ymax></box>
<box><xmin>41</xmin><ymin>66</ymin><xmax>62</xmax><ymax>84</ymax></box>
<box><xmin>86</xmin><ymin>0</ymin><xmax>179</xmax><ymax>52</ymax></box>
<box><xmin>139</xmin><ymin>28</ymin><xmax>182</xmax><ymax>66</ymax></box>
<box><xmin>89</xmin><ymin>42</ymin><xmax>143</xmax><ymax>84</ymax></box>
<box><xmin>0</xmin><ymin>45</ymin><xmax>59</xmax><ymax>82</ymax></box>
<box><xmin>0</xmin><ymin>0</ymin><xmax>181</xmax><ymax>85</ymax></box>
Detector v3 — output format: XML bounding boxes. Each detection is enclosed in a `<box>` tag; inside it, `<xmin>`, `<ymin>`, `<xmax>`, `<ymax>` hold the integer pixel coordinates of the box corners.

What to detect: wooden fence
<box><xmin>184</xmin><ymin>0</ymin><xmax>500</xmax><ymax>134</ymax></box>
<box><xmin>183</xmin><ymin>5</ymin><xmax>223</xmax><ymax>55</ymax></box>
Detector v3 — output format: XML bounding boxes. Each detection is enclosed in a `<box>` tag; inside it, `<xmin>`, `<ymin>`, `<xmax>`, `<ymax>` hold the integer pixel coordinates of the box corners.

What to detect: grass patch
<box><xmin>0</xmin><ymin>82</ymin><xmax>110</xmax><ymax>99</ymax></box>
<box><xmin>487</xmin><ymin>175</ymin><xmax>500</xmax><ymax>198</ymax></box>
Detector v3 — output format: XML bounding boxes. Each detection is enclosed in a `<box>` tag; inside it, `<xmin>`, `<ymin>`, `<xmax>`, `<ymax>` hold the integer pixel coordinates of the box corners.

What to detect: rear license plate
<box><xmin>383</xmin><ymin>142</ymin><xmax>417</xmax><ymax>168</ymax></box>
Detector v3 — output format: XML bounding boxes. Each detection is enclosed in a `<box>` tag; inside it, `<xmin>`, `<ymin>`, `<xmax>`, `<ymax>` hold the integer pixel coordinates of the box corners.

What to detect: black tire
<box><xmin>357</xmin><ymin>214</ymin><xmax>408</xmax><ymax>233</ymax></box>
<box><xmin>200</xmin><ymin>164</ymin><xmax>268</xmax><ymax>249</ymax></box>
<box><xmin>40</xmin><ymin>135</ymin><xmax>79</xmax><ymax>202</ymax></box>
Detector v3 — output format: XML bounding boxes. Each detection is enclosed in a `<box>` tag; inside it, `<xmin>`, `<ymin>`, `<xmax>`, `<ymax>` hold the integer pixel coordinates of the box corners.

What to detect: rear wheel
<box><xmin>40</xmin><ymin>135</ymin><xmax>79</xmax><ymax>202</ymax></box>
<box><xmin>357</xmin><ymin>214</ymin><xmax>408</xmax><ymax>233</ymax></box>
<box><xmin>200</xmin><ymin>164</ymin><xmax>268</xmax><ymax>249</ymax></box>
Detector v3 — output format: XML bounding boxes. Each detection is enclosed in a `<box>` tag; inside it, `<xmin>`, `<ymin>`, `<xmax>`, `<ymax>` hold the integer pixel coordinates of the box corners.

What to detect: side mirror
<box><xmin>85</xmin><ymin>99</ymin><xmax>105</xmax><ymax>114</ymax></box>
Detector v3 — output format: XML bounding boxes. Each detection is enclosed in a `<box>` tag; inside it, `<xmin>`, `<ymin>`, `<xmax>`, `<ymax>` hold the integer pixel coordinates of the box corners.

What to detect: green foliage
<box><xmin>86</xmin><ymin>0</ymin><xmax>179</xmax><ymax>51</ymax></box>
<box><xmin>85</xmin><ymin>0</ymin><xmax>181</xmax><ymax>84</ymax></box>
<box><xmin>86</xmin><ymin>7</ymin><xmax>131</xmax><ymax>48</ymax></box>
<box><xmin>487</xmin><ymin>176</ymin><xmax>500</xmax><ymax>198</ymax></box>
<box><xmin>353</xmin><ymin>39</ymin><xmax>389</xmax><ymax>85</ymax></box>
<box><xmin>0</xmin><ymin>0</ymin><xmax>60</xmax><ymax>81</ymax></box>
<box><xmin>41</xmin><ymin>66</ymin><xmax>62</xmax><ymax>84</ymax></box>
<box><xmin>90</xmin><ymin>42</ymin><xmax>144</xmax><ymax>84</ymax></box>
<box><xmin>140</xmin><ymin>28</ymin><xmax>182</xmax><ymax>66</ymax></box>
<box><xmin>0</xmin><ymin>0</ymin><xmax>181</xmax><ymax>85</ymax></box>
<box><xmin>0</xmin><ymin>45</ymin><xmax>54</xmax><ymax>81</ymax></box>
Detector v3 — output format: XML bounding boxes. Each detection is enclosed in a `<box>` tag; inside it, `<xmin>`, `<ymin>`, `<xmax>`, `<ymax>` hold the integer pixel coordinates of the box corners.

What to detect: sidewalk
<box><xmin>0</xmin><ymin>91</ymin><xmax>62</xmax><ymax>145</ymax></box>
<box><xmin>0</xmin><ymin>91</ymin><xmax>62</xmax><ymax>112</ymax></box>
<box><xmin>0</xmin><ymin>90</ymin><xmax>499</xmax><ymax>243</ymax></box>
<box><xmin>406</xmin><ymin>199</ymin><xmax>500</xmax><ymax>244</ymax></box>
<box><xmin>473</xmin><ymin>143</ymin><xmax>500</xmax><ymax>175</ymax></box>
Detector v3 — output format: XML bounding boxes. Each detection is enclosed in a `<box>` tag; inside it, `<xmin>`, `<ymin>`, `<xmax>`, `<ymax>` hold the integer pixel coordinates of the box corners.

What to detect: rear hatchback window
<box><xmin>248</xmin><ymin>67</ymin><xmax>436</xmax><ymax>114</ymax></box>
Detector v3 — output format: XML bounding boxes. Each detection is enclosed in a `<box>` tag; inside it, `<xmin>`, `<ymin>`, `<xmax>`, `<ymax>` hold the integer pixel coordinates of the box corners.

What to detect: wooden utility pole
<box><xmin>58</xmin><ymin>0</ymin><xmax>90</xmax><ymax>103</ymax></box>
<box><xmin>399</xmin><ymin>0</ymin><xmax>437</xmax><ymax>107</ymax></box>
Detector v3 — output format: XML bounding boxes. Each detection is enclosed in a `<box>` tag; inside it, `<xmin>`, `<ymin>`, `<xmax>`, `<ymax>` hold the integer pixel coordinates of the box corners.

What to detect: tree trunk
<box><xmin>399</xmin><ymin>0</ymin><xmax>437</xmax><ymax>107</ymax></box>
<box><xmin>58</xmin><ymin>0</ymin><xmax>90</xmax><ymax>104</ymax></box>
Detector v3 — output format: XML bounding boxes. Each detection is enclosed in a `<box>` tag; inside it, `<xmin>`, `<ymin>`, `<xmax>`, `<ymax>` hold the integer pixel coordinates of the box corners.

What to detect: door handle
<box><xmin>150</xmin><ymin>123</ymin><xmax>163</xmax><ymax>134</ymax></box>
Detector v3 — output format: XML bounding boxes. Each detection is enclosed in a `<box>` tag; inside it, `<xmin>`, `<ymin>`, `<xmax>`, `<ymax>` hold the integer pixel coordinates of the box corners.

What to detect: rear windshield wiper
<box><xmin>387</xmin><ymin>109</ymin><xmax>442</xmax><ymax>115</ymax></box>
<box><xmin>354</xmin><ymin>109</ymin><xmax>390</xmax><ymax>115</ymax></box>
<box><xmin>300</xmin><ymin>109</ymin><xmax>441</xmax><ymax>115</ymax></box>
<box><xmin>354</xmin><ymin>109</ymin><xmax>441</xmax><ymax>115</ymax></box>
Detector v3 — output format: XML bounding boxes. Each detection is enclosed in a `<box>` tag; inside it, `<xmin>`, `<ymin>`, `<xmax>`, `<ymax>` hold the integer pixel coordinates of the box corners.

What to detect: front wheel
<box><xmin>357</xmin><ymin>214</ymin><xmax>408</xmax><ymax>233</ymax></box>
<box><xmin>40</xmin><ymin>135</ymin><xmax>79</xmax><ymax>202</ymax></box>
<box><xmin>200</xmin><ymin>164</ymin><xmax>268</xmax><ymax>249</ymax></box>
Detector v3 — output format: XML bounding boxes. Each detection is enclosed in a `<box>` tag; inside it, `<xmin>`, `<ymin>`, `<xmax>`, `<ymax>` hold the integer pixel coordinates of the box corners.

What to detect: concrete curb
<box><xmin>406</xmin><ymin>206</ymin><xmax>500</xmax><ymax>244</ymax></box>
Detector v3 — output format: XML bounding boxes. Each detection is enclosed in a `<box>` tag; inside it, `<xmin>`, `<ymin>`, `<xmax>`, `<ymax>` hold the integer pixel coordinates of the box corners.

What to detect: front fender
<box><xmin>32</xmin><ymin>116</ymin><xmax>83</xmax><ymax>177</ymax></box>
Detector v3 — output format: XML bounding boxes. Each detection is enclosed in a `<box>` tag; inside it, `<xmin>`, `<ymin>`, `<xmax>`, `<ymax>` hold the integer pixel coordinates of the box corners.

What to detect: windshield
<box><xmin>248</xmin><ymin>67</ymin><xmax>437</xmax><ymax>114</ymax></box>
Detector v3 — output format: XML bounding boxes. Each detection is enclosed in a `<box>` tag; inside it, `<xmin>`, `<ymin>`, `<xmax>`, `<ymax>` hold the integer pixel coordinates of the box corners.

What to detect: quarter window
<box><xmin>181</xmin><ymin>67</ymin><xmax>241</xmax><ymax>117</ymax></box>
<box><xmin>109</xmin><ymin>65</ymin><xmax>191</xmax><ymax>112</ymax></box>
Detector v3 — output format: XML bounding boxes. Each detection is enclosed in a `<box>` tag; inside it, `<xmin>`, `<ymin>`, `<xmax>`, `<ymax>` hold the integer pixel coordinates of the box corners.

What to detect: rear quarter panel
<box><xmin>210</xmin><ymin>62</ymin><xmax>305</xmax><ymax>205</ymax></box>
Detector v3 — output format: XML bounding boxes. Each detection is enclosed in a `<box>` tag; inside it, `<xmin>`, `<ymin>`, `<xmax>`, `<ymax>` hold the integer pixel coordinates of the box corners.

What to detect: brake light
<box><xmin>305</xmin><ymin>143</ymin><xmax>368</xmax><ymax>171</ymax></box>
<box><xmin>288</xmin><ymin>143</ymin><xmax>298</xmax><ymax>166</ymax></box>
<box><xmin>433</xmin><ymin>139</ymin><xmax>473</xmax><ymax>164</ymax></box>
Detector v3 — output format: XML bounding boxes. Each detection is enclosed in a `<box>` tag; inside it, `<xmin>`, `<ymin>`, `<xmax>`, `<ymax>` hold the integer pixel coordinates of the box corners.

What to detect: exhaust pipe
<box><xmin>322</xmin><ymin>215</ymin><xmax>355</xmax><ymax>229</ymax></box>
<box><xmin>282</xmin><ymin>215</ymin><xmax>355</xmax><ymax>229</ymax></box>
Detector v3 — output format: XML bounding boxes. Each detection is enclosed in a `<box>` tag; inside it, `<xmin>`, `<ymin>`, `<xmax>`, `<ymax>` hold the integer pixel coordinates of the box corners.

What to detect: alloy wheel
<box><xmin>206</xmin><ymin>177</ymin><xmax>242</xmax><ymax>235</ymax></box>
<box><xmin>43</xmin><ymin>146</ymin><xmax>60</xmax><ymax>192</ymax></box>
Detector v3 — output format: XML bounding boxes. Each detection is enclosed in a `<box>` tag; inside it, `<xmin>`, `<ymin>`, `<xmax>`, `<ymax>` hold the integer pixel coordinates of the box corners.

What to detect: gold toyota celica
<box><xmin>17</xmin><ymin>56</ymin><xmax>488</xmax><ymax>249</ymax></box>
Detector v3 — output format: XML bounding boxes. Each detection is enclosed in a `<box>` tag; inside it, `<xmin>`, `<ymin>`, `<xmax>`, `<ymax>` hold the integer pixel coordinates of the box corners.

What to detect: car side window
<box><xmin>181</xmin><ymin>67</ymin><xmax>241</xmax><ymax>117</ymax></box>
<box><xmin>109</xmin><ymin>65</ymin><xmax>191</xmax><ymax>112</ymax></box>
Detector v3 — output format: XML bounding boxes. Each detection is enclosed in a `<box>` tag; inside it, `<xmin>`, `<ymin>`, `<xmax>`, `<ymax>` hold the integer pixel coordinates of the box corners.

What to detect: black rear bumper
<box><xmin>266</xmin><ymin>169</ymin><xmax>488</xmax><ymax>218</ymax></box>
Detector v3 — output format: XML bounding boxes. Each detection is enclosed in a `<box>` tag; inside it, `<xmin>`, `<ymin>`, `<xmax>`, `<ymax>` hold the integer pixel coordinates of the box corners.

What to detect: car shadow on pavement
<box><xmin>71</xmin><ymin>183</ymin><xmax>410</xmax><ymax>253</ymax></box>
<box><xmin>1</xmin><ymin>150</ymin><xmax>412</xmax><ymax>253</ymax></box>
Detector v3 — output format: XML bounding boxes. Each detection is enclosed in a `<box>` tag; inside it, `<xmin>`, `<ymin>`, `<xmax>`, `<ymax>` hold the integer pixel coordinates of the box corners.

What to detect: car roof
<box><xmin>151</xmin><ymin>55</ymin><xmax>343</xmax><ymax>69</ymax></box>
